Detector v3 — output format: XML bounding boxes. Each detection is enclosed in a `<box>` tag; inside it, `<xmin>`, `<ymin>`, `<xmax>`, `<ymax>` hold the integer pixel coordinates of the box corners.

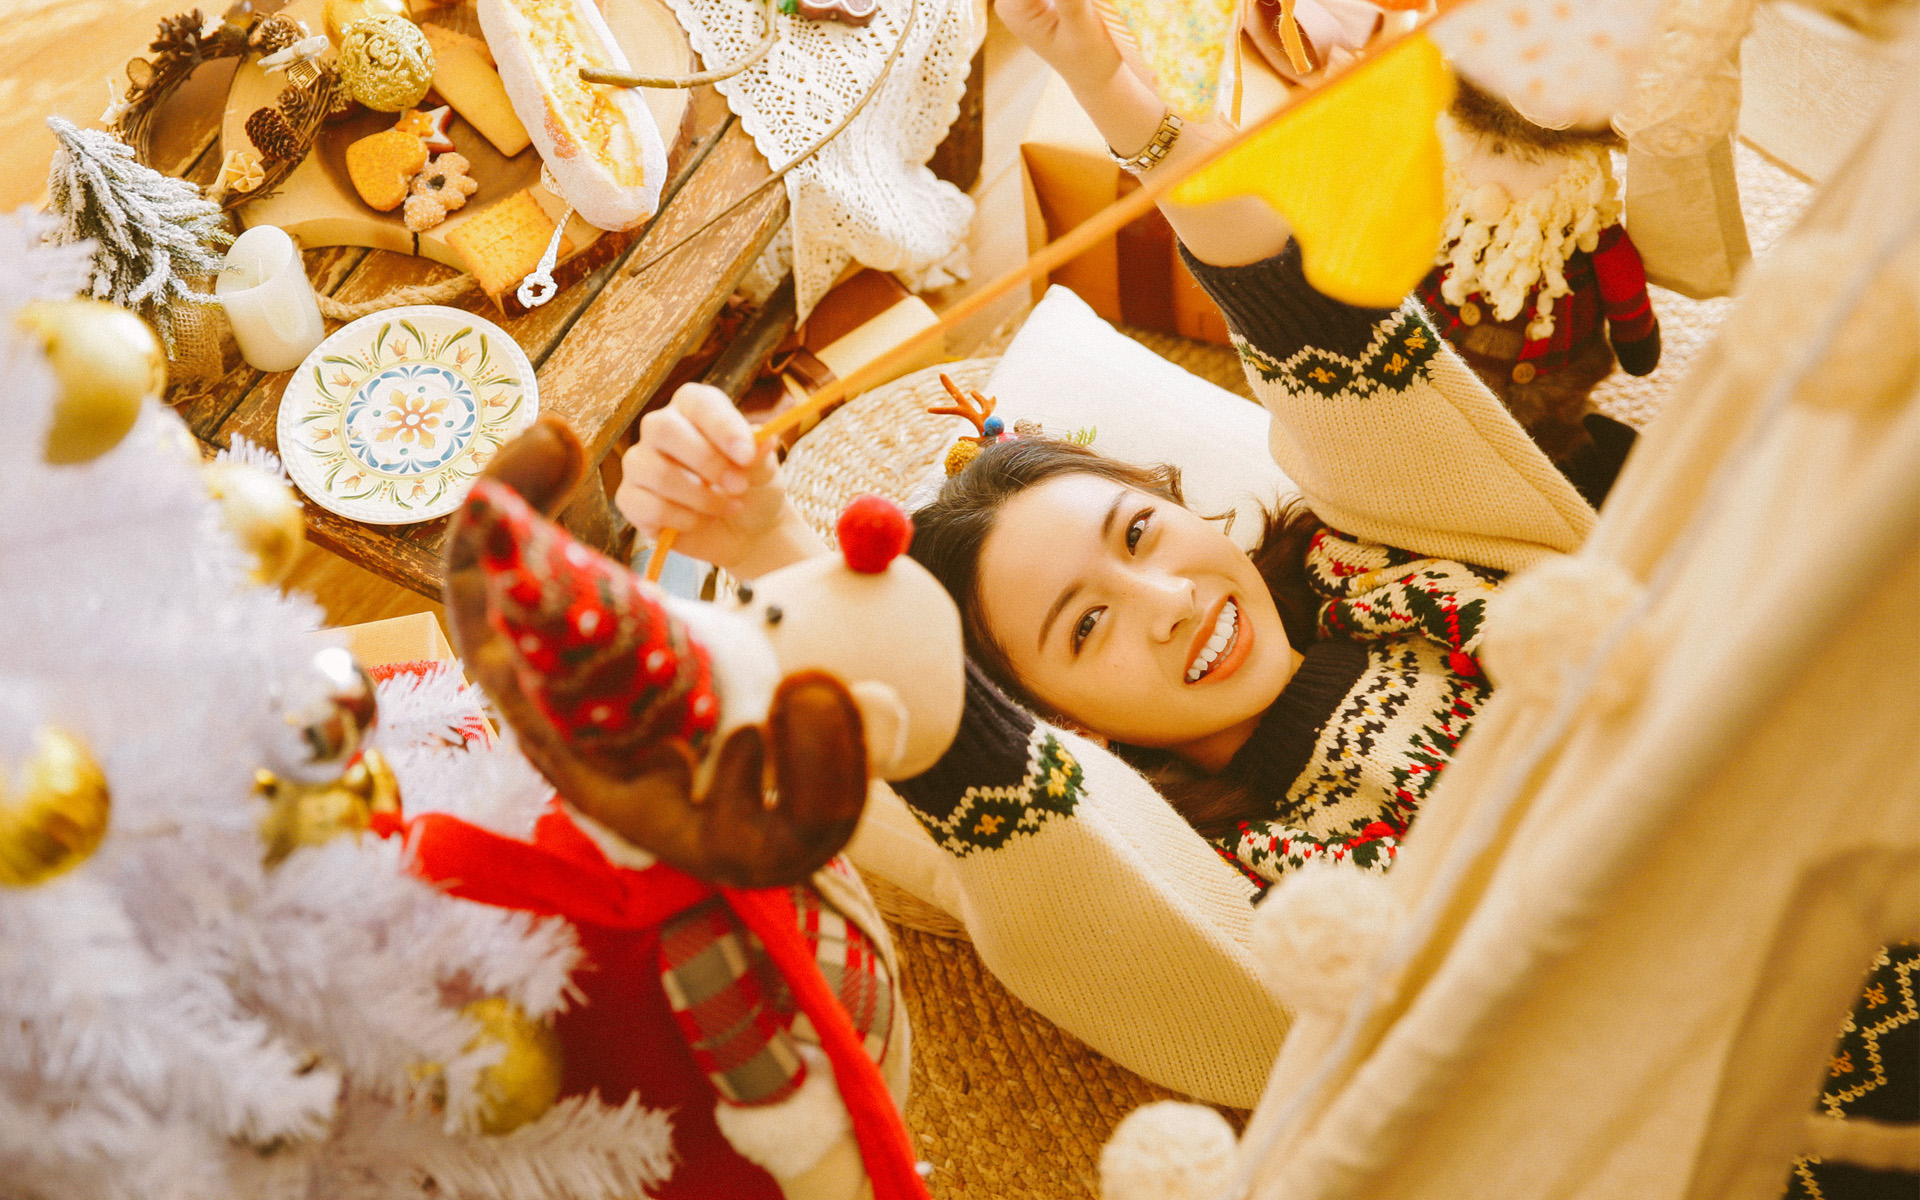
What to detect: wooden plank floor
<box><xmin>0</xmin><ymin>1</ymin><xmax>1050</xmax><ymax>632</ymax></box>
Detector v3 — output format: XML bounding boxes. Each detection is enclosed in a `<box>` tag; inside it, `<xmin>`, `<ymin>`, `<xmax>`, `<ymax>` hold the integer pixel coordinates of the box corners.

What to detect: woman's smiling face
<box><xmin>975</xmin><ymin>473</ymin><xmax>1298</xmax><ymax>767</ymax></box>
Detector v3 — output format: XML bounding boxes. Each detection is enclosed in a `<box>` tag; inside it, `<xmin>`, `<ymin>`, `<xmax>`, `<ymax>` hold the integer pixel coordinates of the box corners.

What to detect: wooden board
<box><xmin>223</xmin><ymin>0</ymin><xmax>693</xmax><ymax>269</ymax></box>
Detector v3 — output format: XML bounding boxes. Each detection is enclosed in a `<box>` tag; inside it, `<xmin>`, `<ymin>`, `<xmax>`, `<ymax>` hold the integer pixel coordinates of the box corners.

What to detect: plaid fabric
<box><xmin>659</xmin><ymin>883</ymin><xmax>894</xmax><ymax>1107</ymax></box>
<box><xmin>1418</xmin><ymin>225</ymin><xmax>1653</xmax><ymax>376</ymax></box>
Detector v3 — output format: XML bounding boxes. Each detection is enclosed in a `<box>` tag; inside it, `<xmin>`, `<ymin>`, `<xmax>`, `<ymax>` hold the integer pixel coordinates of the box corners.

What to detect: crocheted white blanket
<box><xmin>666</xmin><ymin>0</ymin><xmax>979</xmax><ymax>317</ymax></box>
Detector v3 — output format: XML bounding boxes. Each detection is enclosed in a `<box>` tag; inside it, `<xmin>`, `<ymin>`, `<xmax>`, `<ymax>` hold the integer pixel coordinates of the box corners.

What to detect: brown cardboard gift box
<box><xmin>1018</xmin><ymin>44</ymin><xmax>1292</xmax><ymax>345</ymax></box>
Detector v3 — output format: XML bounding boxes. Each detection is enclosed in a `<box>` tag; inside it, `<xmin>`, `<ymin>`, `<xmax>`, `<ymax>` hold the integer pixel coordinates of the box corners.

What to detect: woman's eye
<box><xmin>1126</xmin><ymin>509</ymin><xmax>1152</xmax><ymax>553</ymax></box>
<box><xmin>1072</xmin><ymin>608</ymin><xmax>1104</xmax><ymax>653</ymax></box>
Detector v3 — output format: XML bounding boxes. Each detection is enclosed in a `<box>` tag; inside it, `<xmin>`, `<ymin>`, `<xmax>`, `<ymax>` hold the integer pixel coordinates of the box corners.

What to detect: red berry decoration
<box><xmin>837</xmin><ymin>494</ymin><xmax>913</xmax><ymax>574</ymax></box>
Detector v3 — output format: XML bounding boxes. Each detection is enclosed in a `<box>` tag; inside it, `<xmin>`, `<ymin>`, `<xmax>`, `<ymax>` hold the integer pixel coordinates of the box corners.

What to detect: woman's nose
<box><xmin>1139</xmin><ymin>572</ymin><xmax>1196</xmax><ymax>642</ymax></box>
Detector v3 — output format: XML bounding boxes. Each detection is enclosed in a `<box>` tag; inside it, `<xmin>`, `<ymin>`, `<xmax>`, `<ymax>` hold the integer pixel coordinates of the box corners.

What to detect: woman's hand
<box><xmin>994</xmin><ymin>0</ymin><xmax>1125</xmax><ymax>94</ymax></box>
<box><xmin>616</xmin><ymin>383</ymin><xmax>822</xmax><ymax>577</ymax></box>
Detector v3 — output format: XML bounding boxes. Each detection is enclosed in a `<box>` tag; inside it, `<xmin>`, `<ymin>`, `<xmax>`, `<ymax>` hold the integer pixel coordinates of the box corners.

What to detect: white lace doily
<box><xmin>666</xmin><ymin>0</ymin><xmax>979</xmax><ymax>318</ymax></box>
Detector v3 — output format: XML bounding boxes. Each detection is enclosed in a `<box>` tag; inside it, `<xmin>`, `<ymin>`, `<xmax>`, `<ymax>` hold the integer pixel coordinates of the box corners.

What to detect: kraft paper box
<box><xmin>324</xmin><ymin>611</ymin><xmax>455</xmax><ymax>672</ymax></box>
<box><xmin>1019</xmin><ymin>44</ymin><xmax>1292</xmax><ymax>345</ymax></box>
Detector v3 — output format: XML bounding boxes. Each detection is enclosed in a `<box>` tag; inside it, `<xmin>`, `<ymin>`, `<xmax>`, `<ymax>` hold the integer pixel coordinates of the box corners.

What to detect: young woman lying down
<box><xmin>614</xmin><ymin>1</ymin><xmax>1617</xmax><ymax>894</ymax></box>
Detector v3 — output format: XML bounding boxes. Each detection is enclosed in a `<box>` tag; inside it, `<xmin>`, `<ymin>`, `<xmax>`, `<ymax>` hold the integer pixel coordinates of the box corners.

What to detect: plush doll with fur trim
<box><xmin>415</xmin><ymin>417</ymin><xmax>961</xmax><ymax>1200</ymax></box>
<box><xmin>1417</xmin><ymin>78</ymin><xmax>1661</xmax><ymax>476</ymax></box>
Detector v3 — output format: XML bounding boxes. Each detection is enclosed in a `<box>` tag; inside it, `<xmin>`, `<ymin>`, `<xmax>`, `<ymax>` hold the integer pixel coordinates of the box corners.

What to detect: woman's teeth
<box><xmin>1187</xmin><ymin>600</ymin><xmax>1239</xmax><ymax>683</ymax></box>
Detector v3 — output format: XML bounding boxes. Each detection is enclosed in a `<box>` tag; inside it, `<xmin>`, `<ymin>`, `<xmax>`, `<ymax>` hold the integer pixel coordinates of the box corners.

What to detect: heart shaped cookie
<box><xmin>346</xmin><ymin>128</ymin><xmax>428</xmax><ymax>212</ymax></box>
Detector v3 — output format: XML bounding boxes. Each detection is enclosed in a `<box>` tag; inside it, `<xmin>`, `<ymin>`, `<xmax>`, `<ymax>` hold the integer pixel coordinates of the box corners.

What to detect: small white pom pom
<box><xmin>1100</xmin><ymin>1102</ymin><xmax>1238</xmax><ymax>1200</ymax></box>
<box><xmin>1479</xmin><ymin>555</ymin><xmax>1642</xmax><ymax>704</ymax></box>
<box><xmin>1249</xmin><ymin>864</ymin><xmax>1402</xmax><ymax>1014</ymax></box>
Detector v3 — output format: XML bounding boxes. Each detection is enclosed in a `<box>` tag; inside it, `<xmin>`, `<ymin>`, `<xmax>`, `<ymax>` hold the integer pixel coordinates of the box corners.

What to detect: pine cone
<box><xmin>276</xmin><ymin>82</ymin><xmax>325</xmax><ymax>127</ymax></box>
<box><xmin>151</xmin><ymin>10</ymin><xmax>207</xmax><ymax>60</ymax></box>
<box><xmin>249</xmin><ymin>13</ymin><xmax>303</xmax><ymax>54</ymax></box>
<box><xmin>246</xmin><ymin>106</ymin><xmax>304</xmax><ymax>161</ymax></box>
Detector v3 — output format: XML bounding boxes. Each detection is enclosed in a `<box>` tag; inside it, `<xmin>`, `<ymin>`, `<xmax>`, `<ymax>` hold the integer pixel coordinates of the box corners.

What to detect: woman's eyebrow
<box><xmin>1036</xmin><ymin>493</ymin><xmax>1127</xmax><ymax>653</ymax></box>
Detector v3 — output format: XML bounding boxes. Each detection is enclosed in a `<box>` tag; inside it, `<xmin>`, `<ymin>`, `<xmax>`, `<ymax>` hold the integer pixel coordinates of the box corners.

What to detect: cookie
<box><xmin>392</xmin><ymin>105</ymin><xmax>456</xmax><ymax>154</ymax></box>
<box><xmin>346</xmin><ymin>128</ymin><xmax>428</xmax><ymax>212</ymax></box>
<box><xmin>445</xmin><ymin>189</ymin><xmax>574</xmax><ymax>308</ymax></box>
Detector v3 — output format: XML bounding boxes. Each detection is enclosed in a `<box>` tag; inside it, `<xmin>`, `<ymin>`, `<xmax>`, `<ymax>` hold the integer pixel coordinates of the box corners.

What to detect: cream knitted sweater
<box><xmin>889</xmin><ymin>243</ymin><xmax>1595</xmax><ymax>1107</ymax></box>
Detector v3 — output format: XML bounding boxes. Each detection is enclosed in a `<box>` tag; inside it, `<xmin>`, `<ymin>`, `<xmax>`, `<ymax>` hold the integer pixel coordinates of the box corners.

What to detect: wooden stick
<box><xmin>646</xmin><ymin>6</ymin><xmax>1462</xmax><ymax>581</ymax></box>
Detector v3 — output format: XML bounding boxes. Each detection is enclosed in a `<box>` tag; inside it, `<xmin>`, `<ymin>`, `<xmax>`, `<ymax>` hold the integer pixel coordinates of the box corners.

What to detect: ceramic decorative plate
<box><xmin>278</xmin><ymin>305</ymin><xmax>537</xmax><ymax>524</ymax></box>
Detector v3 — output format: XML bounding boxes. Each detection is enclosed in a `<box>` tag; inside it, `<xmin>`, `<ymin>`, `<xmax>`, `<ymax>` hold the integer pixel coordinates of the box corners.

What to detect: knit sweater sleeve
<box><xmin>890</xmin><ymin>662</ymin><xmax>1289</xmax><ymax>1108</ymax></box>
<box><xmin>1178</xmin><ymin>241</ymin><xmax>1596</xmax><ymax>575</ymax></box>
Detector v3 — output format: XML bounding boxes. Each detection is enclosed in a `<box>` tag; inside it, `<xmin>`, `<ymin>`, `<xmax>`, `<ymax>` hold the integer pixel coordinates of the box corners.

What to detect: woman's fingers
<box><xmin>614</xmin><ymin>472</ymin><xmax>712</xmax><ymax>537</ymax></box>
<box><xmin>638</xmin><ymin>406</ymin><xmax>751</xmax><ymax>497</ymax></box>
<box><xmin>672</xmin><ymin>383</ymin><xmax>758</xmax><ymax>468</ymax></box>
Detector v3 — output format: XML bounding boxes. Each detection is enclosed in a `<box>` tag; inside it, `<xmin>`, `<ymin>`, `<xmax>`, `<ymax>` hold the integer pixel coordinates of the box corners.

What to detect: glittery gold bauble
<box><xmin>323</xmin><ymin>0</ymin><xmax>409</xmax><ymax>42</ymax></box>
<box><xmin>202</xmin><ymin>461</ymin><xmax>305</xmax><ymax>586</ymax></box>
<box><xmin>253</xmin><ymin>748</ymin><xmax>397</xmax><ymax>866</ymax></box>
<box><xmin>0</xmin><ymin>727</ymin><xmax>111</xmax><ymax>888</ymax></box>
<box><xmin>462</xmin><ymin>997</ymin><xmax>563</xmax><ymax>1135</ymax></box>
<box><xmin>17</xmin><ymin>299</ymin><xmax>165</xmax><ymax>465</ymax></box>
<box><xmin>338</xmin><ymin>14</ymin><xmax>435</xmax><ymax>113</ymax></box>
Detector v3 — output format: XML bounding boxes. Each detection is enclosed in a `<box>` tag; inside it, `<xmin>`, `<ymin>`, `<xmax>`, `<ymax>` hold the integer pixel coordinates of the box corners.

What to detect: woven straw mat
<box><xmin>784</xmin><ymin>360</ymin><xmax>1248</xmax><ymax>1200</ymax></box>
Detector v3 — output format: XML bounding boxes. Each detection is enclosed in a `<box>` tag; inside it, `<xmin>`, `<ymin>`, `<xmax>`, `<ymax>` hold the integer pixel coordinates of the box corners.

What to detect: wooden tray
<box><xmin>223</xmin><ymin>0</ymin><xmax>694</xmax><ymax>272</ymax></box>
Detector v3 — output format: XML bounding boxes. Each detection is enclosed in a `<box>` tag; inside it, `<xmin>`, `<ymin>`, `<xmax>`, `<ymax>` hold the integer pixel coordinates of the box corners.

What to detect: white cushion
<box><xmin>908</xmin><ymin>285</ymin><xmax>1297</xmax><ymax>549</ymax></box>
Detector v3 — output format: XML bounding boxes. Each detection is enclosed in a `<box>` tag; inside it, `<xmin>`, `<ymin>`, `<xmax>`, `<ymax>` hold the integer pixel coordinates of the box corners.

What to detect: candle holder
<box><xmin>216</xmin><ymin>225</ymin><xmax>326</xmax><ymax>373</ymax></box>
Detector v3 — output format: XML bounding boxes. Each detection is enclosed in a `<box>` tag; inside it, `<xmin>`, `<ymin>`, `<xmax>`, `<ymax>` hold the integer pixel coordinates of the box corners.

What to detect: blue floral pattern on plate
<box><xmin>276</xmin><ymin>306</ymin><xmax>538</xmax><ymax>525</ymax></box>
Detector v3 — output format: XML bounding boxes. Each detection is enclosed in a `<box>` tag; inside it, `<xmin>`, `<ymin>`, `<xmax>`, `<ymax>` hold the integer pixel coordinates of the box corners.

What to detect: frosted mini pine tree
<box><xmin>0</xmin><ymin>208</ymin><xmax>673</xmax><ymax>1200</ymax></box>
<box><xmin>43</xmin><ymin>115</ymin><xmax>231</xmax><ymax>354</ymax></box>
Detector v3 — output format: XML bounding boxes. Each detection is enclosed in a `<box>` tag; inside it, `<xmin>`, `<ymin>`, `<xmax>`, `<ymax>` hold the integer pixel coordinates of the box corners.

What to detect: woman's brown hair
<box><xmin>908</xmin><ymin>438</ymin><xmax>1322</xmax><ymax>837</ymax></box>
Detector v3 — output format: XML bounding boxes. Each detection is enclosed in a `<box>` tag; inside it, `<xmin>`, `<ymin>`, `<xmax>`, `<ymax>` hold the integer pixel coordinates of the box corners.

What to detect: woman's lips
<box><xmin>1185</xmin><ymin>595</ymin><xmax>1254</xmax><ymax>685</ymax></box>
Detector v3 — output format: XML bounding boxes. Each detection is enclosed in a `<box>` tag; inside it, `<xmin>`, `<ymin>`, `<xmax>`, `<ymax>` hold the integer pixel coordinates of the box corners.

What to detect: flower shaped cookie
<box><xmin>402</xmin><ymin>152</ymin><xmax>479</xmax><ymax>233</ymax></box>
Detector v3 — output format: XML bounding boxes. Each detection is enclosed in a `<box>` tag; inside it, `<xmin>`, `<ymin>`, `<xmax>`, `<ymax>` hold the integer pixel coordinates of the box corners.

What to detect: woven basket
<box><xmin>785</xmin><ymin>359</ymin><xmax>1246</xmax><ymax>1200</ymax></box>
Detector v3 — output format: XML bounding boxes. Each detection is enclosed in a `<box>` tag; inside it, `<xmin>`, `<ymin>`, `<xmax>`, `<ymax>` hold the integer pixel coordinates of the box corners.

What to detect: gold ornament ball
<box><xmin>0</xmin><ymin>727</ymin><xmax>112</xmax><ymax>888</ymax></box>
<box><xmin>323</xmin><ymin>0</ymin><xmax>410</xmax><ymax>42</ymax></box>
<box><xmin>253</xmin><ymin>747</ymin><xmax>398</xmax><ymax>867</ymax></box>
<box><xmin>17</xmin><ymin>299</ymin><xmax>166</xmax><ymax>465</ymax></box>
<box><xmin>202</xmin><ymin>461</ymin><xmax>306</xmax><ymax>586</ymax></box>
<box><xmin>338</xmin><ymin>13</ymin><xmax>435</xmax><ymax>113</ymax></box>
<box><xmin>463</xmin><ymin>996</ymin><xmax>563</xmax><ymax>1135</ymax></box>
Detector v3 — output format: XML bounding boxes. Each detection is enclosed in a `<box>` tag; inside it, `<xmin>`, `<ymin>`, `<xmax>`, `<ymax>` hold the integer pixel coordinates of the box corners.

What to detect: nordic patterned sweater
<box><xmin>887</xmin><ymin>242</ymin><xmax>1596</xmax><ymax>1107</ymax></box>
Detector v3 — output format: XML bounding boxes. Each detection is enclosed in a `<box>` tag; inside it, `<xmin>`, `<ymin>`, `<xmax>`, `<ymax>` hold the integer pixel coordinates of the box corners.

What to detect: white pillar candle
<box><xmin>215</xmin><ymin>225</ymin><xmax>326</xmax><ymax>373</ymax></box>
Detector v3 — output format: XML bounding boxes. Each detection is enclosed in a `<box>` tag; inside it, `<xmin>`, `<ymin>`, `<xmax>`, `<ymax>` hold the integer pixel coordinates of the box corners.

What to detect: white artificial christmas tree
<box><xmin>0</xmin><ymin>208</ymin><xmax>673</xmax><ymax>1200</ymax></box>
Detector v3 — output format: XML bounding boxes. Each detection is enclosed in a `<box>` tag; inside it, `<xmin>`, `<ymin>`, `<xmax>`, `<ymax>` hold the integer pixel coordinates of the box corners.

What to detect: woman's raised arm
<box><xmin>995</xmin><ymin>0</ymin><xmax>1291</xmax><ymax>267</ymax></box>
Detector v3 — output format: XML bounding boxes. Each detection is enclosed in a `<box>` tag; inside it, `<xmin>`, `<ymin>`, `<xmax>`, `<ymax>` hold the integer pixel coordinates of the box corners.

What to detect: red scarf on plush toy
<box><xmin>406</xmin><ymin>800</ymin><xmax>928</xmax><ymax>1200</ymax></box>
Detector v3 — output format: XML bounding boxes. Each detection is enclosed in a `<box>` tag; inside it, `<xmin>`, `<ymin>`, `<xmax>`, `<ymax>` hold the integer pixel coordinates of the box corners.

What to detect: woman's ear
<box><xmin>848</xmin><ymin>680</ymin><xmax>911</xmax><ymax>776</ymax></box>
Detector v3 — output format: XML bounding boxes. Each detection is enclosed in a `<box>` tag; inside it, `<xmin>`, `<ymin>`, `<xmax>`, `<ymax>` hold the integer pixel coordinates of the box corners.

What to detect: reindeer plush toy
<box><xmin>415</xmin><ymin>418</ymin><xmax>961</xmax><ymax>1200</ymax></box>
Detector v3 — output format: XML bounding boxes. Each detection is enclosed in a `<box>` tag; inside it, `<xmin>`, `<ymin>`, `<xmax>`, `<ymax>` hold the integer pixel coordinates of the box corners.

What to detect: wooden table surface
<box><xmin>160</xmin><ymin>66</ymin><xmax>786</xmax><ymax>601</ymax></box>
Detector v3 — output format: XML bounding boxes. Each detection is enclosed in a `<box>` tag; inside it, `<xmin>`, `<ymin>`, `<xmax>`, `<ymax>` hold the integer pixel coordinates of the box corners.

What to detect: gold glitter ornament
<box><xmin>337</xmin><ymin>14</ymin><xmax>435</xmax><ymax>113</ymax></box>
<box><xmin>202</xmin><ymin>461</ymin><xmax>305</xmax><ymax>585</ymax></box>
<box><xmin>0</xmin><ymin>727</ymin><xmax>111</xmax><ymax>888</ymax></box>
<box><xmin>16</xmin><ymin>299</ymin><xmax>165</xmax><ymax>465</ymax></box>
<box><xmin>462</xmin><ymin>997</ymin><xmax>563</xmax><ymax>1135</ymax></box>
<box><xmin>253</xmin><ymin>749</ymin><xmax>397</xmax><ymax>867</ymax></box>
<box><xmin>323</xmin><ymin>0</ymin><xmax>409</xmax><ymax>42</ymax></box>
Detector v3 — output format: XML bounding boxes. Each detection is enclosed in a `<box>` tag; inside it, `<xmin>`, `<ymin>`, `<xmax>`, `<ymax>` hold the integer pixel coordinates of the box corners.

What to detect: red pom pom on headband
<box><xmin>837</xmin><ymin>495</ymin><xmax>913</xmax><ymax>573</ymax></box>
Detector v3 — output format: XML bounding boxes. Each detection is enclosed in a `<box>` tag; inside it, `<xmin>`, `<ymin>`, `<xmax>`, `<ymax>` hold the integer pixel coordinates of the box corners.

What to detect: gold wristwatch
<box><xmin>1108</xmin><ymin>110</ymin><xmax>1184</xmax><ymax>173</ymax></box>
